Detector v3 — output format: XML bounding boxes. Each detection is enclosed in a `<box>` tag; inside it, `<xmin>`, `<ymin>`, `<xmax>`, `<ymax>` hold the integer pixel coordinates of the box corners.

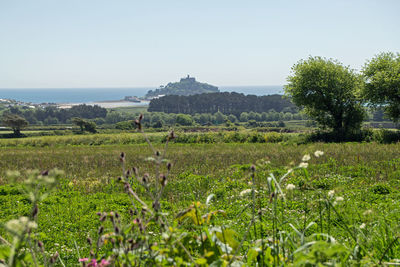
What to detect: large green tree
<box><xmin>285</xmin><ymin>56</ymin><xmax>365</xmax><ymax>136</ymax></box>
<box><xmin>1</xmin><ymin>113</ymin><xmax>29</xmax><ymax>136</ymax></box>
<box><xmin>362</xmin><ymin>52</ymin><xmax>400</xmax><ymax>122</ymax></box>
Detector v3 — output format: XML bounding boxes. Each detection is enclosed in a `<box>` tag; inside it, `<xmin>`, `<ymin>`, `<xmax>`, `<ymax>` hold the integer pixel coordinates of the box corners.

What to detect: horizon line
<box><xmin>0</xmin><ymin>85</ymin><xmax>284</xmax><ymax>90</ymax></box>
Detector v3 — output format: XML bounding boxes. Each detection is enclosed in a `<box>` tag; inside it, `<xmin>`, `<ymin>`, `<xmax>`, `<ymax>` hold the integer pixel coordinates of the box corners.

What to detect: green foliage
<box><xmin>1</xmin><ymin>114</ymin><xmax>29</xmax><ymax>136</ymax></box>
<box><xmin>285</xmin><ymin>56</ymin><xmax>366</xmax><ymax>138</ymax></box>
<box><xmin>115</xmin><ymin>120</ymin><xmax>136</xmax><ymax>130</ymax></box>
<box><xmin>362</xmin><ymin>52</ymin><xmax>400</xmax><ymax>122</ymax></box>
<box><xmin>6</xmin><ymin>104</ymin><xmax>107</xmax><ymax>125</ymax></box>
<box><xmin>149</xmin><ymin>92</ymin><xmax>296</xmax><ymax>116</ymax></box>
<box><xmin>176</xmin><ymin>114</ymin><xmax>194</xmax><ymax>126</ymax></box>
<box><xmin>1</xmin><ymin>169</ymin><xmax>63</xmax><ymax>266</ymax></box>
<box><xmin>71</xmin><ymin>117</ymin><xmax>97</xmax><ymax>133</ymax></box>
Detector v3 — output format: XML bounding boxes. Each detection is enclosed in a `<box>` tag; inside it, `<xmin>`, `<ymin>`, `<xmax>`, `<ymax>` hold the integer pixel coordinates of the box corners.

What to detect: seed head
<box><xmin>161</xmin><ymin>174</ymin><xmax>167</xmax><ymax>187</ymax></box>
<box><xmin>120</xmin><ymin>152</ymin><xmax>125</xmax><ymax>162</ymax></box>
<box><xmin>50</xmin><ymin>251</ymin><xmax>59</xmax><ymax>264</ymax></box>
<box><xmin>132</xmin><ymin>167</ymin><xmax>138</xmax><ymax>176</ymax></box>
<box><xmin>37</xmin><ymin>240</ymin><xmax>44</xmax><ymax>249</ymax></box>
<box><xmin>142</xmin><ymin>173</ymin><xmax>149</xmax><ymax>184</ymax></box>
<box><xmin>168</xmin><ymin>131</ymin><xmax>175</xmax><ymax>140</ymax></box>
<box><xmin>32</xmin><ymin>205</ymin><xmax>38</xmax><ymax>218</ymax></box>
<box><xmin>99</xmin><ymin>213</ymin><xmax>107</xmax><ymax>222</ymax></box>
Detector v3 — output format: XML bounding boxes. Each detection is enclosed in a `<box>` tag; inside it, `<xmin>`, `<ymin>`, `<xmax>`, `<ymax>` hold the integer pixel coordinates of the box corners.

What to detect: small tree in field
<box><xmin>362</xmin><ymin>52</ymin><xmax>400</xmax><ymax>122</ymax></box>
<box><xmin>285</xmin><ymin>56</ymin><xmax>365</xmax><ymax>137</ymax></box>
<box><xmin>72</xmin><ymin>117</ymin><xmax>97</xmax><ymax>133</ymax></box>
<box><xmin>1</xmin><ymin>114</ymin><xmax>28</xmax><ymax>136</ymax></box>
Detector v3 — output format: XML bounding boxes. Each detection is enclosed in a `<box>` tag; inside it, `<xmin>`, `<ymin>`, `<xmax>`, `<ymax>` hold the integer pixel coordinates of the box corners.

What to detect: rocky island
<box><xmin>145</xmin><ymin>75</ymin><xmax>219</xmax><ymax>99</ymax></box>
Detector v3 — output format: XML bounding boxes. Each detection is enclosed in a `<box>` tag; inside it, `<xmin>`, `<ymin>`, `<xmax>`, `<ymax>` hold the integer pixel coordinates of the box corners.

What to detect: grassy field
<box><xmin>108</xmin><ymin>106</ymin><xmax>148</xmax><ymax>114</ymax></box>
<box><xmin>0</xmin><ymin>138</ymin><xmax>399</xmax><ymax>265</ymax></box>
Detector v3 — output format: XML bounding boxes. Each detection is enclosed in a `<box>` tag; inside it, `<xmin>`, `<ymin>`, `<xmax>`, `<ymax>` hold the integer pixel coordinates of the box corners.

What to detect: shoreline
<box><xmin>58</xmin><ymin>100</ymin><xmax>150</xmax><ymax>109</ymax></box>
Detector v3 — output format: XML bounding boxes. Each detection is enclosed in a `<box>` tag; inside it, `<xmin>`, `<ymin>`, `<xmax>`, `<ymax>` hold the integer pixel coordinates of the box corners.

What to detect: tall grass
<box><xmin>0</xmin><ymin>122</ymin><xmax>399</xmax><ymax>265</ymax></box>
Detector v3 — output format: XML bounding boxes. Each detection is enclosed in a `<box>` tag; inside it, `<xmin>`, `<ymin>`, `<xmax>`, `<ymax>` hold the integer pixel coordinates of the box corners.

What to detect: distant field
<box><xmin>108</xmin><ymin>105</ymin><xmax>148</xmax><ymax>114</ymax></box>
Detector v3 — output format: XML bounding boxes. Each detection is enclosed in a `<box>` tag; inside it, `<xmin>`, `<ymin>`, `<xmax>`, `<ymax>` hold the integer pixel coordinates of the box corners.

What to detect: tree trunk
<box><xmin>13</xmin><ymin>128</ymin><xmax>21</xmax><ymax>137</ymax></box>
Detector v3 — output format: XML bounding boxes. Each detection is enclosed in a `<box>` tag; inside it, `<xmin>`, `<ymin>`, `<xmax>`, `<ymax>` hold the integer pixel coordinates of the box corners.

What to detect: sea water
<box><xmin>0</xmin><ymin>86</ymin><xmax>283</xmax><ymax>104</ymax></box>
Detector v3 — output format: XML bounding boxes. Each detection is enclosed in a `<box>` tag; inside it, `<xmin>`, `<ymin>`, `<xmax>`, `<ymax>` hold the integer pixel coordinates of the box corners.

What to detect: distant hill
<box><xmin>145</xmin><ymin>76</ymin><xmax>219</xmax><ymax>98</ymax></box>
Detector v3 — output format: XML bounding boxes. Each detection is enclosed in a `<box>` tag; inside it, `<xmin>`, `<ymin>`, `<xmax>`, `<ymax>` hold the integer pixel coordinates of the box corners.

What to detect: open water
<box><xmin>0</xmin><ymin>86</ymin><xmax>283</xmax><ymax>104</ymax></box>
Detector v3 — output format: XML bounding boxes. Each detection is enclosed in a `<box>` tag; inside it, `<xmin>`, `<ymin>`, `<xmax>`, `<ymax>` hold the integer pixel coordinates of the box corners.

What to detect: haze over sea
<box><xmin>0</xmin><ymin>86</ymin><xmax>283</xmax><ymax>104</ymax></box>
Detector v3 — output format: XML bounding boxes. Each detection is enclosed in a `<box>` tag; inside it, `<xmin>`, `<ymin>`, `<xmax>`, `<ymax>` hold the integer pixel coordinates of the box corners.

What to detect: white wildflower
<box><xmin>298</xmin><ymin>162</ymin><xmax>308</xmax><ymax>168</ymax></box>
<box><xmin>286</xmin><ymin>184</ymin><xmax>296</xmax><ymax>190</ymax></box>
<box><xmin>5</xmin><ymin>216</ymin><xmax>37</xmax><ymax>236</ymax></box>
<box><xmin>335</xmin><ymin>196</ymin><xmax>344</xmax><ymax>202</ymax></box>
<box><xmin>359</xmin><ymin>223</ymin><xmax>366</xmax><ymax>229</ymax></box>
<box><xmin>328</xmin><ymin>190</ymin><xmax>335</xmax><ymax>197</ymax></box>
<box><xmin>302</xmin><ymin>154</ymin><xmax>311</xmax><ymax>162</ymax></box>
<box><xmin>240</xmin><ymin>189</ymin><xmax>252</xmax><ymax>196</ymax></box>
<box><xmin>314</xmin><ymin>150</ymin><xmax>324</xmax><ymax>157</ymax></box>
<box><xmin>363</xmin><ymin>209</ymin><xmax>373</xmax><ymax>216</ymax></box>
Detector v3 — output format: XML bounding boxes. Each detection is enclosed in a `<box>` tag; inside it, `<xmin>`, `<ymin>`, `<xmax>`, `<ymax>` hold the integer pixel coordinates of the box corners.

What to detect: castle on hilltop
<box><xmin>144</xmin><ymin>75</ymin><xmax>219</xmax><ymax>99</ymax></box>
<box><xmin>180</xmin><ymin>75</ymin><xmax>196</xmax><ymax>83</ymax></box>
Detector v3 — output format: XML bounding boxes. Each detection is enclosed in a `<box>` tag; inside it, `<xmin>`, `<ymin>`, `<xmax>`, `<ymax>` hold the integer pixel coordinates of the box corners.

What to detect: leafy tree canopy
<box><xmin>71</xmin><ymin>117</ymin><xmax>97</xmax><ymax>133</ymax></box>
<box><xmin>1</xmin><ymin>113</ymin><xmax>29</xmax><ymax>136</ymax></box>
<box><xmin>362</xmin><ymin>52</ymin><xmax>400</xmax><ymax>122</ymax></box>
<box><xmin>285</xmin><ymin>56</ymin><xmax>365</xmax><ymax>136</ymax></box>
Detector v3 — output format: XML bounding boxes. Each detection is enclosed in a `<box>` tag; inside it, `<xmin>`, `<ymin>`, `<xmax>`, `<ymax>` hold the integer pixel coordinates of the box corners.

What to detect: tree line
<box><xmin>3</xmin><ymin>104</ymin><xmax>107</xmax><ymax>125</ymax></box>
<box><xmin>115</xmin><ymin>110</ymin><xmax>308</xmax><ymax>129</ymax></box>
<box><xmin>148</xmin><ymin>92</ymin><xmax>297</xmax><ymax>116</ymax></box>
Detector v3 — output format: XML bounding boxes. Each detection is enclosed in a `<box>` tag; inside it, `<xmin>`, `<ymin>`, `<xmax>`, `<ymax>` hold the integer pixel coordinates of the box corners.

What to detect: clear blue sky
<box><xmin>0</xmin><ymin>0</ymin><xmax>399</xmax><ymax>88</ymax></box>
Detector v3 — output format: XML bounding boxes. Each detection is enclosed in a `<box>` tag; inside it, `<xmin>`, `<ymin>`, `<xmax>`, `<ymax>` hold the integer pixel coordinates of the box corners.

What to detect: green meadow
<box><xmin>1</xmin><ymin>137</ymin><xmax>399</xmax><ymax>265</ymax></box>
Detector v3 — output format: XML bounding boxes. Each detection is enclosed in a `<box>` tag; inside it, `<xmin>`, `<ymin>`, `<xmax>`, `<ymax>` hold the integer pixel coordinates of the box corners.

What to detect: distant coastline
<box><xmin>0</xmin><ymin>86</ymin><xmax>283</xmax><ymax>106</ymax></box>
<box><xmin>58</xmin><ymin>100</ymin><xmax>150</xmax><ymax>109</ymax></box>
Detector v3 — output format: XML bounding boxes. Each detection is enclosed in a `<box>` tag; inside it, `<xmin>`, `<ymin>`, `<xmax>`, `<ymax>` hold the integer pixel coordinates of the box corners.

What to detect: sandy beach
<box><xmin>58</xmin><ymin>100</ymin><xmax>150</xmax><ymax>109</ymax></box>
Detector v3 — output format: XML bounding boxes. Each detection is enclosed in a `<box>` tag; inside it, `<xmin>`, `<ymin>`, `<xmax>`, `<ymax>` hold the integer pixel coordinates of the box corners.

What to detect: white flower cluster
<box><xmin>314</xmin><ymin>150</ymin><xmax>324</xmax><ymax>157</ymax></box>
<box><xmin>5</xmin><ymin>216</ymin><xmax>37</xmax><ymax>236</ymax></box>
<box><xmin>302</xmin><ymin>154</ymin><xmax>311</xmax><ymax>162</ymax></box>
<box><xmin>240</xmin><ymin>189</ymin><xmax>252</xmax><ymax>196</ymax></box>
<box><xmin>286</xmin><ymin>184</ymin><xmax>296</xmax><ymax>190</ymax></box>
<box><xmin>298</xmin><ymin>150</ymin><xmax>324</xmax><ymax>168</ymax></box>
<box><xmin>298</xmin><ymin>162</ymin><xmax>309</xmax><ymax>168</ymax></box>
